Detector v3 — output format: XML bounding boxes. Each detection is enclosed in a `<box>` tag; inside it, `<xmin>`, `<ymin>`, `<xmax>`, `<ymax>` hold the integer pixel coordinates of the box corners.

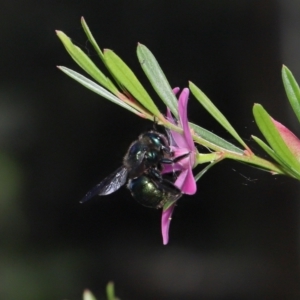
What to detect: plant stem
<box><xmin>161</xmin><ymin>119</ymin><xmax>286</xmax><ymax>176</ymax></box>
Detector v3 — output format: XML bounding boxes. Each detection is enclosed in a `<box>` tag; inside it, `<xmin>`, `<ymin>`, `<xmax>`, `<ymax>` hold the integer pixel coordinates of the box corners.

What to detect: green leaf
<box><xmin>282</xmin><ymin>65</ymin><xmax>300</xmax><ymax>123</ymax></box>
<box><xmin>253</xmin><ymin>104</ymin><xmax>300</xmax><ymax>176</ymax></box>
<box><xmin>137</xmin><ymin>44</ymin><xmax>178</xmax><ymax>118</ymax></box>
<box><xmin>81</xmin><ymin>17</ymin><xmax>105</xmax><ymax>61</ymax></box>
<box><xmin>80</xmin><ymin>19</ymin><xmax>127</xmax><ymax>92</ymax></box>
<box><xmin>103</xmin><ymin>49</ymin><xmax>162</xmax><ymax>117</ymax></box>
<box><xmin>252</xmin><ymin>135</ymin><xmax>299</xmax><ymax>178</ymax></box>
<box><xmin>58</xmin><ymin>66</ymin><xmax>141</xmax><ymax>115</ymax></box>
<box><xmin>189</xmin><ymin>122</ymin><xmax>244</xmax><ymax>154</ymax></box>
<box><xmin>252</xmin><ymin>136</ymin><xmax>282</xmax><ymax>165</ymax></box>
<box><xmin>56</xmin><ymin>31</ymin><xmax>117</xmax><ymax>94</ymax></box>
<box><xmin>194</xmin><ymin>161</ymin><xmax>219</xmax><ymax>182</ymax></box>
<box><xmin>189</xmin><ymin>81</ymin><xmax>249</xmax><ymax>150</ymax></box>
<box><xmin>106</xmin><ymin>282</ymin><xmax>118</xmax><ymax>300</ymax></box>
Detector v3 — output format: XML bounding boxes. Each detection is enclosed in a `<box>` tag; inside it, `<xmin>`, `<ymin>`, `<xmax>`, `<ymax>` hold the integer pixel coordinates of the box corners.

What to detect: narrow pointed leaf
<box><xmin>189</xmin><ymin>81</ymin><xmax>249</xmax><ymax>150</ymax></box>
<box><xmin>79</xmin><ymin>19</ymin><xmax>129</xmax><ymax>93</ymax></box>
<box><xmin>58</xmin><ymin>66</ymin><xmax>141</xmax><ymax>115</ymax></box>
<box><xmin>106</xmin><ymin>282</ymin><xmax>117</xmax><ymax>300</ymax></box>
<box><xmin>252</xmin><ymin>135</ymin><xmax>299</xmax><ymax>178</ymax></box>
<box><xmin>137</xmin><ymin>44</ymin><xmax>178</xmax><ymax>118</ymax></box>
<box><xmin>56</xmin><ymin>31</ymin><xmax>117</xmax><ymax>94</ymax></box>
<box><xmin>189</xmin><ymin>122</ymin><xmax>244</xmax><ymax>154</ymax></box>
<box><xmin>253</xmin><ymin>104</ymin><xmax>300</xmax><ymax>175</ymax></box>
<box><xmin>282</xmin><ymin>65</ymin><xmax>300</xmax><ymax>123</ymax></box>
<box><xmin>103</xmin><ymin>50</ymin><xmax>162</xmax><ymax>117</ymax></box>
<box><xmin>194</xmin><ymin>161</ymin><xmax>219</xmax><ymax>182</ymax></box>
<box><xmin>81</xmin><ymin>17</ymin><xmax>105</xmax><ymax>61</ymax></box>
<box><xmin>252</xmin><ymin>135</ymin><xmax>285</xmax><ymax>166</ymax></box>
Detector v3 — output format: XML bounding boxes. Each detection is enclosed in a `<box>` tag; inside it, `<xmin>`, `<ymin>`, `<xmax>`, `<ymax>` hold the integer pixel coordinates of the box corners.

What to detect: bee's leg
<box><xmin>160</xmin><ymin>152</ymin><xmax>190</xmax><ymax>164</ymax></box>
<box><xmin>160</xmin><ymin>152</ymin><xmax>190</xmax><ymax>178</ymax></box>
<box><xmin>147</xmin><ymin>167</ymin><xmax>163</xmax><ymax>181</ymax></box>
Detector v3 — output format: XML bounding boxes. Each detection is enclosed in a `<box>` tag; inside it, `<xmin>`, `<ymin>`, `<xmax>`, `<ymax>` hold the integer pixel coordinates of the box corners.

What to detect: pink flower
<box><xmin>161</xmin><ymin>88</ymin><xmax>197</xmax><ymax>245</ymax></box>
<box><xmin>272</xmin><ymin>119</ymin><xmax>300</xmax><ymax>161</ymax></box>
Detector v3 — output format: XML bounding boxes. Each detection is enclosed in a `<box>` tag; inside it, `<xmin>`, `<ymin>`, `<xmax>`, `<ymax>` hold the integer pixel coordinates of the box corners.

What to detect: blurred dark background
<box><xmin>1</xmin><ymin>0</ymin><xmax>300</xmax><ymax>299</ymax></box>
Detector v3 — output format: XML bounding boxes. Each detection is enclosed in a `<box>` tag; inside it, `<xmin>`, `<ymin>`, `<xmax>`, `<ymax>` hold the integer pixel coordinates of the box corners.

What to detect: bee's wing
<box><xmin>156</xmin><ymin>177</ymin><xmax>182</xmax><ymax>207</ymax></box>
<box><xmin>158</xmin><ymin>178</ymin><xmax>181</xmax><ymax>197</ymax></box>
<box><xmin>80</xmin><ymin>166</ymin><xmax>128</xmax><ymax>203</ymax></box>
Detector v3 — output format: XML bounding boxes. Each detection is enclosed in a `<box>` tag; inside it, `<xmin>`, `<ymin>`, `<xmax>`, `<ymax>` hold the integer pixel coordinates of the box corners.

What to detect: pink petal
<box><xmin>170</xmin><ymin>130</ymin><xmax>188</xmax><ymax>149</ymax></box>
<box><xmin>166</xmin><ymin>108</ymin><xmax>174</xmax><ymax>123</ymax></box>
<box><xmin>166</xmin><ymin>108</ymin><xmax>186</xmax><ymax>147</ymax></box>
<box><xmin>178</xmin><ymin>88</ymin><xmax>194</xmax><ymax>150</ymax></box>
<box><xmin>273</xmin><ymin>119</ymin><xmax>300</xmax><ymax>161</ymax></box>
<box><xmin>180</xmin><ymin>167</ymin><xmax>197</xmax><ymax>195</ymax></box>
<box><xmin>172</xmin><ymin>87</ymin><xmax>180</xmax><ymax>95</ymax></box>
<box><xmin>171</xmin><ymin>147</ymin><xmax>191</xmax><ymax>161</ymax></box>
<box><xmin>162</xmin><ymin>163</ymin><xmax>183</xmax><ymax>174</ymax></box>
<box><xmin>174</xmin><ymin>169</ymin><xmax>188</xmax><ymax>189</ymax></box>
<box><xmin>167</xmin><ymin>89</ymin><xmax>191</xmax><ymax>148</ymax></box>
<box><xmin>161</xmin><ymin>204</ymin><xmax>176</xmax><ymax>245</ymax></box>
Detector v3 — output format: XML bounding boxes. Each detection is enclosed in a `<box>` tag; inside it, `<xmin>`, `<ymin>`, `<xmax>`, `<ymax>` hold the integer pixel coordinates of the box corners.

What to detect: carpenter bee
<box><xmin>81</xmin><ymin>129</ymin><xmax>188</xmax><ymax>208</ymax></box>
<box><xmin>128</xmin><ymin>173</ymin><xmax>182</xmax><ymax>209</ymax></box>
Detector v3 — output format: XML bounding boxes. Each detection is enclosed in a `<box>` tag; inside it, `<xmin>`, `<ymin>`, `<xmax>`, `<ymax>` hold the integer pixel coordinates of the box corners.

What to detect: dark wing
<box><xmin>80</xmin><ymin>166</ymin><xmax>128</xmax><ymax>203</ymax></box>
<box><xmin>158</xmin><ymin>178</ymin><xmax>182</xmax><ymax>196</ymax></box>
<box><xmin>158</xmin><ymin>177</ymin><xmax>182</xmax><ymax>208</ymax></box>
